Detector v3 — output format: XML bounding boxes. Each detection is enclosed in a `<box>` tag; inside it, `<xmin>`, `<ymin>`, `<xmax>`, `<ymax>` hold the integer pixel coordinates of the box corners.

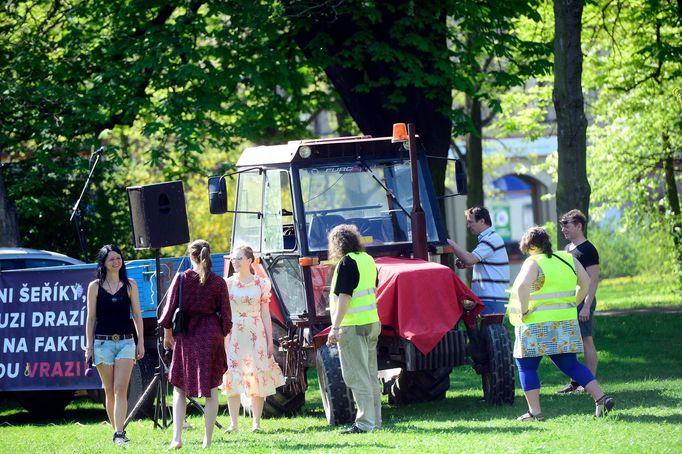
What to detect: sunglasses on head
<box><xmin>559</xmin><ymin>220</ymin><xmax>572</xmax><ymax>226</ymax></box>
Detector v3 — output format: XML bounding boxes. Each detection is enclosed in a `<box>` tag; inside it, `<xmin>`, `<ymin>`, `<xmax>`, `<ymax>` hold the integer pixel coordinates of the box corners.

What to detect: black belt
<box><xmin>95</xmin><ymin>334</ymin><xmax>133</xmax><ymax>341</ymax></box>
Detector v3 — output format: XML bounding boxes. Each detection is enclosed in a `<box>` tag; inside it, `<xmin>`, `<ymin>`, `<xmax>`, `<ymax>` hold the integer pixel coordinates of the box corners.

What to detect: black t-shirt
<box><xmin>333</xmin><ymin>255</ymin><xmax>360</xmax><ymax>296</ymax></box>
<box><xmin>566</xmin><ymin>240</ymin><xmax>599</xmax><ymax>306</ymax></box>
<box><xmin>332</xmin><ymin>255</ymin><xmax>378</xmax><ymax>296</ymax></box>
<box><xmin>566</xmin><ymin>240</ymin><xmax>599</xmax><ymax>269</ymax></box>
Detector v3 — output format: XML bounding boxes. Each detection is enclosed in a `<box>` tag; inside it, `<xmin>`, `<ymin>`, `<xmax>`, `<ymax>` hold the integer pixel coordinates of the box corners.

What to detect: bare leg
<box><xmin>203</xmin><ymin>388</ymin><xmax>220</xmax><ymax>448</ymax></box>
<box><xmin>170</xmin><ymin>387</ymin><xmax>186</xmax><ymax>449</ymax></box>
<box><xmin>522</xmin><ymin>389</ymin><xmax>542</xmax><ymax>416</ymax></box>
<box><xmin>583</xmin><ymin>379</ymin><xmax>605</xmax><ymax>401</ymax></box>
<box><xmin>582</xmin><ymin>336</ymin><xmax>598</xmax><ymax>377</ymax></box>
<box><xmin>96</xmin><ymin>364</ymin><xmax>115</xmax><ymax>428</ymax></box>
<box><xmin>227</xmin><ymin>395</ymin><xmax>240</xmax><ymax>431</ymax></box>
<box><xmin>251</xmin><ymin>396</ymin><xmax>264</xmax><ymax>430</ymax></box>
<box><xmin>112</xmin><ymin>359</ymin><xmax>134</xmax><ymax>433</ymax></box>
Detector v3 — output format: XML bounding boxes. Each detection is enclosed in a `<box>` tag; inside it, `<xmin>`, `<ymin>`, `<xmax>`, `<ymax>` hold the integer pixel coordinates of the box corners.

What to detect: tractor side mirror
<box><xmin>455</xmin><ymin>160</ymin><xmax>467</xmax><ymax>195</ymax></box>
<box><xmin>207</xmin><ymin>176</ymin><xmax>228</xmax><ymax>214</ymax></box>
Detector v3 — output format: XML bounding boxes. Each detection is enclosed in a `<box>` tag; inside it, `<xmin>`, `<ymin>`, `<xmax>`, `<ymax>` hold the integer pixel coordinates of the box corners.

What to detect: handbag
<box><xmin>172</xmin><ymin>274</ymin><xmax>185</xmax><ymax>336</ymax></box>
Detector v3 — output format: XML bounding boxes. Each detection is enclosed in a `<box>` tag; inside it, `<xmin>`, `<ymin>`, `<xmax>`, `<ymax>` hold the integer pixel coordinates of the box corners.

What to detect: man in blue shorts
<box><xmin>557</xmin><ymin>209</ymin><xmax>600</xmax><ymax>394</ymax></box>
<box><xmin>448</xmin><ymin>206</ymin><xmax>510</xmax><ymax>315</ymax></box>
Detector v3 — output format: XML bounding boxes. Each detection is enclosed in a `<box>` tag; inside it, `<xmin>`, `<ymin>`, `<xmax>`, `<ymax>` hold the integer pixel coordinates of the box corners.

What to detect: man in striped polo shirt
<box><xmin>448</xmin><ymin>206</ymin><xmax>510</xmax><ymax>315</ymax></box>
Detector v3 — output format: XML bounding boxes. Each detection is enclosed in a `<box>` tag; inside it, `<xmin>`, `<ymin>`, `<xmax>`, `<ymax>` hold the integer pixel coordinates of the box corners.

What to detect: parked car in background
<box><xmin>0</xmin><ymin>248</ymin><xmax>85</xmax><ymax>271</ymax></box>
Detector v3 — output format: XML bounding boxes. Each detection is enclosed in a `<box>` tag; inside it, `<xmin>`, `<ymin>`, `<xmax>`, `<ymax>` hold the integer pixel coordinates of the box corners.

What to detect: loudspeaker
<box><xmin>126</xmin><ymin>181</ymin><xmax>190</xmax><ymax>249</ymax></box>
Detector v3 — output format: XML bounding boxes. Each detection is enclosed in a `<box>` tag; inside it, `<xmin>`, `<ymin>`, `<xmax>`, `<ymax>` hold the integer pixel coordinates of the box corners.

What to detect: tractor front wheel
<box><xmin>481</xmin><ymin>323</ymin><xmax>515</xmax><ymax>405</ymax></box>
<box><xmin>316</xmin><ymin>344</ymin><xmax>354</xmax><ymax>426</ymax></box>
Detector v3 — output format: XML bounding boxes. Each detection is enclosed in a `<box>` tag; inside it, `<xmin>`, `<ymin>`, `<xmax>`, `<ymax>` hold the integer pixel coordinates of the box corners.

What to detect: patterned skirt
<box><xmin>513</xmin><ymin>319</ymin><xmax>583</xmax><ymax>358</ymax></box>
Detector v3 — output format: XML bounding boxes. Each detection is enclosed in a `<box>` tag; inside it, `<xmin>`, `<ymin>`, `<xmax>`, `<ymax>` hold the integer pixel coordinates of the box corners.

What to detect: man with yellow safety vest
<box><xmin>508</xmin><ymin>226</ymin><xmax>614</xmax><ymax>421</ymax></box>
<box><xmin>326</xmin><ymin>224</ymin><xmax>381</xmax><ymax>434</ymax></box>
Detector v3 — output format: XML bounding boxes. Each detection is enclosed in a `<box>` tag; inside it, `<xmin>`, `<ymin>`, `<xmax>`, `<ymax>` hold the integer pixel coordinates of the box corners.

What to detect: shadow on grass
<box><xmin>0</xmin><ymin>407</ymin><xmax>108</xmax><ymax>427</ymax></box>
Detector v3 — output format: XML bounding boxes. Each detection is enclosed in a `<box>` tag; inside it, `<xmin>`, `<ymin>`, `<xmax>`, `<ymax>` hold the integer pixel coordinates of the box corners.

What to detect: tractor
<box><xmin>207</xmin><ymin>125</ymin><xmax>515</xmax><ymax>424</ymax></box>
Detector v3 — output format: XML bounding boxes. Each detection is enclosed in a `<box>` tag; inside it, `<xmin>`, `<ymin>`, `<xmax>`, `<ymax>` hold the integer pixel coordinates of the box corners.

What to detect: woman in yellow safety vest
<box><xmin>509</xmin><ymin>226</ymin><xmax>614</xmax><ymax>421</ymax></box>
<box><xmin>326</xmin><ymin>224</ymin><xmax>381</xmax><ymax>434</ymax></box>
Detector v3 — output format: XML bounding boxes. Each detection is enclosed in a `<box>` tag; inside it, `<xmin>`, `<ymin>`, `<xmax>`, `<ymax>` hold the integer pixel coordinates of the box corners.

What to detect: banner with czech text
<box><xmin>0</xmin><ymin>268</ymin><xmax>102</xmax><ymax>391</ymax></box>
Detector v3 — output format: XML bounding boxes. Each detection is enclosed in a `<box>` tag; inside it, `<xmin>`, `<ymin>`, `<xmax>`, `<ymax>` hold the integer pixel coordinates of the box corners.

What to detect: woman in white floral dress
<box><xmin>222</xmin><ymin>245</ymin><xmax>284</xmax><ymax>432</ymax></box>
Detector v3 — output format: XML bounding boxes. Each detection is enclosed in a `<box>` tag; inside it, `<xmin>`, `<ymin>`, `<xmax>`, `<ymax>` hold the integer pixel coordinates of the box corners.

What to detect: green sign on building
<box><xmin>490</xmin><ymin>205</ymin><xmax>511</xmax><ymax>241</ymax></box>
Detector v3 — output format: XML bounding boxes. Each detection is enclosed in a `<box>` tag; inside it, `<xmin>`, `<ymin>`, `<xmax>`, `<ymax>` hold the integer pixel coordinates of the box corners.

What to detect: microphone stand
<box><xmin>70</xmin><ymin>147</ymin><xmax>105</xmax><ymax>262</ymax></box>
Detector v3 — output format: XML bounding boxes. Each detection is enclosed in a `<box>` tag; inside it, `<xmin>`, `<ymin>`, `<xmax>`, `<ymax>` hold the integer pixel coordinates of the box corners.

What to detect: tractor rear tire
<box><xmin>16</xmin><ymin>390</ymin><xmax>74</xmax><ymax>416</ymax></box>
<box><xmin>316</xmin><ymin>344</ymin><xmax>354</xmax><ymax>425</ymax></box>
<box><xmin>126</xmin><ymin>355</ymin><xmax>157</xmax><ymax>419</ymax></box>
<box><xmin>481</xmin><ymin>323</ymin><xmax>515</xmax><ymax>405</ymax></box>
<box><xmin>264</xmin><ymin>384</ymin><xmax>306</xmax><ymax>418</ymax></box>
<box><xmin>386</xmin><ymin>368</ymin><xmax>452</xmax><ymax>405</ymax></box>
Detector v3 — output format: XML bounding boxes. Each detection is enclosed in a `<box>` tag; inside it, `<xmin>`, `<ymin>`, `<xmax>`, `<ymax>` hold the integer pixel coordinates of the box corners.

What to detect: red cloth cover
<box><xmin>375</xmin><ymin>257</ymin><xmax>483</xmax><ymax>355</ymax></box>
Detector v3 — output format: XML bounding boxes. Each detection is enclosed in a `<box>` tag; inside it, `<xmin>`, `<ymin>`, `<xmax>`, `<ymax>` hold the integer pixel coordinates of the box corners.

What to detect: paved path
<box><xmin>596</xmin><ymin>306</ymin><xmax>682</xmax><ymax>316</ymax></box>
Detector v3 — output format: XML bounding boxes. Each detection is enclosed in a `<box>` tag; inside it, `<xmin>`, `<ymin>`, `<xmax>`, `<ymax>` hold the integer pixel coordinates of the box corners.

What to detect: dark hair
<box><xmin>95</xmin><ymin>244</ymin><xmax>131</xmax><ymax>289</ymax></box>
<box><xmin>233</xmin><ymin>245</ymin><xmax>256</xmax><ymax>275</ymax></box>
<box><xmin>189</xmin><ymin>239</ymin><xmax>212</xmax><ymax>284</ymax></box>
<box><xmin>560</xmin><ymin>209</ymin><xmax>587</xmax><ymax>231</ymax></box>
<box><xmin>328</xmin><ymin>224</ymin><xmax>364</xmax><ymax>261</ymax></box>
<box><xmin>519</xmin><ymin>226</ymin><xmax>553</xmax><ymax>257</ymax></box>
<box><xmin>465</xmin><ymin>206</ymin><xmax>492</xmax><ymax>226</ymax></box>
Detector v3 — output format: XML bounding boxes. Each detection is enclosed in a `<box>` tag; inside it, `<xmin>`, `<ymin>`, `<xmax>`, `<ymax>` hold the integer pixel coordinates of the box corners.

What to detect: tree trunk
<box><xmin>553</xmin><ymin>0</ymin><xmax>590</xmax><ymax>248</ymax></box>
<box><xmin>465</xmin><ymin>93</ymin><xmax>484</xmax><ymax>253</ymax></box>
<box><xmin>662</xmin><ymin>133</ymin><xmax>682</xmax><ymax>288</ymax></box>
<box><xmin>0</xmin><ymin>169</ymin><xmax>21</xmax><ymax>246</ymax></box>
<box><xmin>286</xmin><ymin>2</ymin><xmax>453</xmax><ymax>202</ymax></box>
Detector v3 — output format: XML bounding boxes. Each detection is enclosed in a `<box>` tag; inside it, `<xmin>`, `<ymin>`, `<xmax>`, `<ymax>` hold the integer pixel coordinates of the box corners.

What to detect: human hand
<box><xmin>84</xmin><ymin>347</ymin><xmax>93</xmax><ymax>363</ymax></box>
<box><xmin>136</xmin><ymin>343</ymin><xmax>145</xmax><ymax>360</ymax></box>
<box><xmin>579</xmin><ymin>305</ymin><xmax>591</xmax><ymax>323</ymax></box>
<box><xmin>164</xmin><ymin>334</ymin><xmax>175</xmax><ymax>350</ymax></box>
<box><xmin>327</xmin><ymin>329</ymin><xmax>340</xmax><ymax>346</ymax></box>
<box><xmin>268</xmin><ymin>342</ymin><xmax>275</xmax><ymax>357</ymax></box>
<box><xmin>455</xmin><ymin>259</ymin><xmax>466</xmax><ymax>269</ymax></box>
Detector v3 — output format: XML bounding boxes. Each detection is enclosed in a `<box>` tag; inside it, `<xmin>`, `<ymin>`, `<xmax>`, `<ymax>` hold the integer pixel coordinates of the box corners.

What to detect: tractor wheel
<box><xmin>264</xmin><ymin>383</ymin><xmax>306</xmax><ymax>418</ymax></box>
<box><xmin>316</xmin><ymin>344</ymin><xmax>354</xmax><ymax>425</ymax></box>
<box><xmin>481</xmin><ymin>323</ymin><xmax>515</xmax><ymax>405</ymax></box>
<box><xmin>16</xmin><ymin>390</ymin><xmax>74</xmax><ymax>416</ymax></box>
<box><xmin>126</xmin><ymin>355</ymin><xmax>157</xmax><ymax>419</ymax></box>
<box><xmin>386</xmin><ymin>368</ymin><xmax>452</xmax><ymax>405</ymax></box>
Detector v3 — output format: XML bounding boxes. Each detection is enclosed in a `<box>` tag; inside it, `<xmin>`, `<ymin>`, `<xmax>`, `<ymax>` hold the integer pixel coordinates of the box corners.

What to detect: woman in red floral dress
<box><xmin>222</xmin><ymin>245</ymin><xmax>284</xmax><ymax>432</ymax></box>
<box><xmin>159</xmin><ymin>240</ymin><xmax>231</xmax><ymax>449</ymax></box>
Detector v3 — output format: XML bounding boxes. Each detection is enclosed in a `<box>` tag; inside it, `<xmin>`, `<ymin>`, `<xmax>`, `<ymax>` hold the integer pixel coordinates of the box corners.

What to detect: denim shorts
<box><xmin>577</xmin><ymin>299</ymin><xmax>597</xmax><ymax>337</ymax></box>
<box><xmin>93</xmin><ymin>338</ymin><xmax>136</xmax><ymax>365</ymax></box>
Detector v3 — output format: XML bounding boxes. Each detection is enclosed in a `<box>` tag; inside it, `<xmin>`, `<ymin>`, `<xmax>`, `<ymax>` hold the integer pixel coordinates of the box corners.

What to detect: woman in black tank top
<box><xmin>84</xmin><ymin>244</ymin><xmax>144</xmax><ymax>446</ymax></box>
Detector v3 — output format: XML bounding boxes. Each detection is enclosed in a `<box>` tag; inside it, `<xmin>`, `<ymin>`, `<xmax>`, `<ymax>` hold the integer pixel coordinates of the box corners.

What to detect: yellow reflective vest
<box><xmin>330</xmin><ymin>252</ymin><xmax>380</xmax><ymax>326</ymax></box>
<box><xmin>508</xmin><ymin>251</ymin><xmax>577</xmax><ymax>327</ymax></box>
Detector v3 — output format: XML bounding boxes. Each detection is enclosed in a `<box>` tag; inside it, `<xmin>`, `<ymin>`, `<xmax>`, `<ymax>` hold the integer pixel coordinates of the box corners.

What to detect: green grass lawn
<box><xmin>596</xmin><ymin>274</ymin><xmax>681</xmax><ymax>311</ymax></box>
<box><xmin>2</xmin><ymin>311</ymin><xmax>681</xmax><ymax>453</ymax></box>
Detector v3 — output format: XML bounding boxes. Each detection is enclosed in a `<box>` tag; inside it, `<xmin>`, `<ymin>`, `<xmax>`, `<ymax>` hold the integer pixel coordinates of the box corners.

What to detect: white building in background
<box><xmin>445</xmin><ymin>135</ymin><xmax>557</xmax><ymax>280</ymax></box>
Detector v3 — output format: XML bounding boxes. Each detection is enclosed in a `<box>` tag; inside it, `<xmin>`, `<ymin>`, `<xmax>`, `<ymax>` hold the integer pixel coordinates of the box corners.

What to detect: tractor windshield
<box><xmin>300</xmin><ymin>161</ymin><xmax>438</xmax><ymax>250</ymax></box>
